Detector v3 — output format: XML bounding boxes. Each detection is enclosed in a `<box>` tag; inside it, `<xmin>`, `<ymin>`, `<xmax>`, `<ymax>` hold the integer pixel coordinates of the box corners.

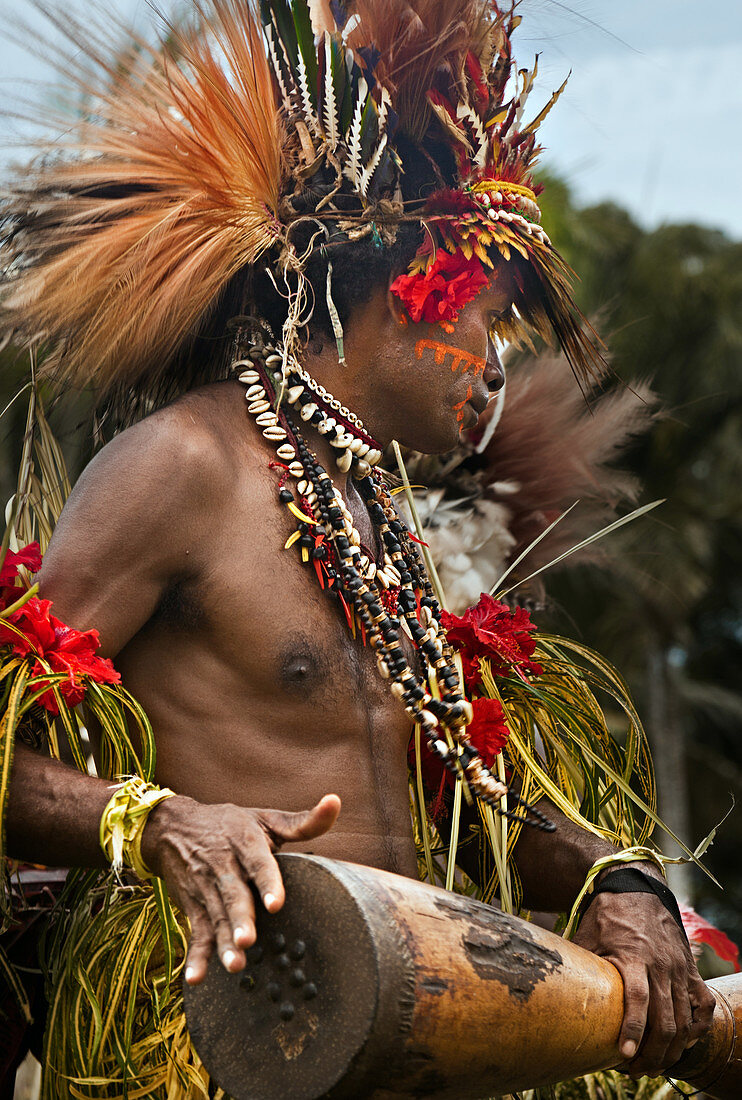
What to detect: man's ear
<box><xmin>308</xmin><ymin>331</ymin><xmax>325</xmax><ymax>356</ymax></box>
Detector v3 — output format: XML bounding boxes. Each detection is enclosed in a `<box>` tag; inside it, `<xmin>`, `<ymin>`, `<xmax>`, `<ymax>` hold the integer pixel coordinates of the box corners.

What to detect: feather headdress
<box><xmin>1</xmin><ymin>0</ymin><xmax>600</xmax><ymax>413</ymax></box>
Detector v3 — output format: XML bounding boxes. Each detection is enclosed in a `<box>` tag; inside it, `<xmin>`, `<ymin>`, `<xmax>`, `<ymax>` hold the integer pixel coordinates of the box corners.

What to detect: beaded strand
<box><xmin>232</xmin><ymin>340</ymin><xmax>553</xmax><ymax>832</ymax></box>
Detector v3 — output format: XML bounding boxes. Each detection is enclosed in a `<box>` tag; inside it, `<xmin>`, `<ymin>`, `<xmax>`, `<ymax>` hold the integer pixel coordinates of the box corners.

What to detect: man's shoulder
<box><xmin>96</xmin><ymin>381</ymin><xmax>247</xmax><ymax>483</ymax></box>
<box><xmin>121</xmin><ymin>380</ymin><xmax>243</xmax><ymax>460</ymax></box>
<box><xmin>72</xmin><ymin>380</ymin><xmax>265</xmax><ymax>520</ymax></box>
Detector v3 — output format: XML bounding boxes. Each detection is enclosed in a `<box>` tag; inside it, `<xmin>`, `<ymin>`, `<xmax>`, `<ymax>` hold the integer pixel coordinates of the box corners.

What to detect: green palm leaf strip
<box><xmin>410</xmin><ymin>613</ymin><xmax>712</xmax><ymax>910</ymax></box>
<box><xmin>495</xmin><ymin>500</ymin><xmax>664</xmax><ymax>599</ymax></box>
<box><xmin>0</xmin><ymin>583</ymin><xmax>39</xmax><ymax>620</ymax></box>
<box><xmin>412</xmin><ymin>722</ymin><xmax>436</xmax><ymax>885</ymax></box>
<box><xmin>445</xmin><ymin>775</ymin><xmax>463</xmax><ymax>893</ymax></box>
<box><xmin>0</xmin><ymin>663</ymin><xmax>30</xmax><ymax>884</ymax></box>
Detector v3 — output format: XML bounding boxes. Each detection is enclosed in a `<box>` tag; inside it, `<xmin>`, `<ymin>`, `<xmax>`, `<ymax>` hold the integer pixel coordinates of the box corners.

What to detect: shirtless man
<box><xmin>5</xmin><ymin>261</ymin><xmax>714</xmax><ymax>1080</ymax></box>
<box><xmin>0</xmin><ymin>0</ymin><xmax>715</xmax><ymax>1087</ymax></box>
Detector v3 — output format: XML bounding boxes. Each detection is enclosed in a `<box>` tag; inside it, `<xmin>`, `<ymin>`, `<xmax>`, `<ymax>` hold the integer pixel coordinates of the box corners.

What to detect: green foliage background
<box><xmin>536</xmin><ymin>173</ymin><xmax>742</xmax><ymax>947</ymax></box>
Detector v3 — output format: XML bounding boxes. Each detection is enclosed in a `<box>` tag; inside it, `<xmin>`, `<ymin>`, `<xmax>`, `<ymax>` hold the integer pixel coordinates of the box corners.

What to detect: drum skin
<box><xmin>183</xmin><ymin>853</ymin><xmax>742</xmax><ymax>1100</ymax></box>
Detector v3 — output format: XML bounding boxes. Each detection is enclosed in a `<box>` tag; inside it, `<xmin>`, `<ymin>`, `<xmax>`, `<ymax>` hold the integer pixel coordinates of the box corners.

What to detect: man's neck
<box><xmin>276</xmin><ymin>347</ymin><xmax>380</xmax><ymax>493</ymax></box>
<box><xmin>299</xmin><ymin>323</ymin><xmax>389</xmax><ymax>451</ymax></box>
<box><xmin>281</xmin><ymin>399</ymin><xmax>351</xmax><ymax>485</ymax></box>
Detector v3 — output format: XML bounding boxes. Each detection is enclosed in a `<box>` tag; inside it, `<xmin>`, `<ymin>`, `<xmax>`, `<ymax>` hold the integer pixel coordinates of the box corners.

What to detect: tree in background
<box><xmin>537</xmin><ymin>174</ymin><xmax>742</xmax><ymax>944</ymax></box>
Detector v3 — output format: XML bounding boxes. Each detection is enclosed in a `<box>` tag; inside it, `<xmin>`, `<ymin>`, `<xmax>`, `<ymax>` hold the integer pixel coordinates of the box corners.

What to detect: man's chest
<box><xmin>116</xmin><ymin>448</ymin><xmax>419</xmax><ymax>853</ymax></box>
<box><xmin>153</xmin><ymin>471</ymin><xmax>416</xmax><ymax>726</ymax></box>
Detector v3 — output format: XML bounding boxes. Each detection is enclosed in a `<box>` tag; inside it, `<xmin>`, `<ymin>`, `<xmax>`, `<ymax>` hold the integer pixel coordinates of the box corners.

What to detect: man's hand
<box><xmin>573</xmin><ymin>886</ymin><xmax>715</xmax><ymax>1078</ymax></box>
<box><xmin>140</xmin><ymin>793</ymin><xmax>341</xmax><ymax>986</ymax></box>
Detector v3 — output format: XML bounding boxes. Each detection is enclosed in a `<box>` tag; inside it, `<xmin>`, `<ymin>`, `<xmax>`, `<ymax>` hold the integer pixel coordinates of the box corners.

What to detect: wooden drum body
<box><xmin>183</xmin><ymin>854</ymin><xmax>742</xmax><ymax>1099</ymax></box>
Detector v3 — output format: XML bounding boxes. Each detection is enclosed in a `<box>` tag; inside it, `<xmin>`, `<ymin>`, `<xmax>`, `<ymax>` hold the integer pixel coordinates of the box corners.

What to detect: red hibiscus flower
<box><xmin>390</xmin><ymin>248</ymin><xmax>489</xmax><ymax>325</ymax></box>
<box><xmin>0</xmin><ymin>541</ymin><xmax>42</xmax><ymax>605</ymax></box>
<box><xmin>466</xmin><ymin>696</ymin><xmax>511</xmax><ymax>768</ymax></box>
<box><xmin>441</xmin><ymin>592</ymin><xmax>543</xmax><ymax>690</ymax></box>
<box><xmin>408</xmin><ymin>696</ymin><xmax>511</xmax><ymax>805</ymax></box>
<box><xmin>0</xmin><ymin>595</ymin><xmax>120</xmax><ymax>714</ymax></box>
<box><xmin>679</xmin><ymin>905</ymin><xmax>741</xmax><ymax>972</ymax></box>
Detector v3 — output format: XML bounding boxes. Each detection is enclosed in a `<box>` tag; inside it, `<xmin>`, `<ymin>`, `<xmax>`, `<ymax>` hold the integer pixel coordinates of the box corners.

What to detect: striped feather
<box><xmin>343</xmin><ymin>76</ymin><xmax>369</xmax><ymax>186</ymax></box>
<box><xmin>346</xmin><ymin>0</ymin><xmax>490</xmax><ymax>140</ymax></box>
<box><xmin>360</xmin><ymin>132</ymin><xmax>389</xmax><ymax>198</ymax></box>
<box><xmin>456</xmin><ymin>102</ymin><xmax>488</xmax><ymax>167</ymax></box>
<box><xmin>265</xmin><ymin>22</ymin><xmax>298</xmax><ymax>111</ymax></box>
<box><xmin>296</xmin><ymin>45</ymin><xmax>321</xmax><ymax>135</ymax></box>
<box><xmin>322</xmin><ymin>33</ymin><xmax>340</xmax><ymax>149</ymax></box>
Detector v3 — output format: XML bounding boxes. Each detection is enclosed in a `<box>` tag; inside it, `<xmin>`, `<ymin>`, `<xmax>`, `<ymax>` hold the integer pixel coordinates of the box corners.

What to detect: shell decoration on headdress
<box><xmin>0</xmin><ymin>0</ymin><xmax>600</xmax><ymax>411</ymax></box>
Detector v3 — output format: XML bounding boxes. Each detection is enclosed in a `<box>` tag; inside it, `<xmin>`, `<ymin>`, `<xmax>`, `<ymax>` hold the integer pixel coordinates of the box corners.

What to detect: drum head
<box><xmin>183</xmin><ymin>854</ymin><xmax>379</xmax><ymax>1100</ymax></box>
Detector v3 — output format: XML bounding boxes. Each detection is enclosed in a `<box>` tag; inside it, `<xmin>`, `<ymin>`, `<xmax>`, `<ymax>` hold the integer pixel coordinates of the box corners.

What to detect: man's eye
<box><xmin>488</xmin><ymin>310</ymin><xmax>509</xmax><ymax>337</ymax></box>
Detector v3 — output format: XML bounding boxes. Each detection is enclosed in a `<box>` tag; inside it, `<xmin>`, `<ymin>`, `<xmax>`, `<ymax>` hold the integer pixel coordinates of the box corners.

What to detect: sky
<box><xmin>518</xmin><ymin>0</ymin><xmax>742</xmax><ymax>238</ymax></box>
<box><xmin>1</xmin><ymin>0</ymin><xmax>741</xmax><ymax>239</ymax></box>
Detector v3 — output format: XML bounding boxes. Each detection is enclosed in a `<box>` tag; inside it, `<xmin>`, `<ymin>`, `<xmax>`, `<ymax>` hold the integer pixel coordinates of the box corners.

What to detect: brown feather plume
<box><xmin>390</xmin><ymin>340</ymin><xmax>659</xmax><ymax>612</ymax></box>
<box><xmin>481</xmin><ymin>348</ymin><xmax>659</xmax><ymax>575</ymax></box>
<box><xmin>347</xmin><ymin>0</ymin><xmax>492</xmax><ymax>139</ymax></box>
<box><xmin>1</xmin><ymin>1</ymin><xmax>281</xmax><ymax>404</ymax></box>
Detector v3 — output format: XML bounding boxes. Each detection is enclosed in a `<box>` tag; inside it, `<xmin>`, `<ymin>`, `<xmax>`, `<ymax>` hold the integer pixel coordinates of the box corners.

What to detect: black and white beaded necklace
<box><xmin>232</xmin><ymin>337</ymin><xmax>552</xmax><ymax>831</ymax></box>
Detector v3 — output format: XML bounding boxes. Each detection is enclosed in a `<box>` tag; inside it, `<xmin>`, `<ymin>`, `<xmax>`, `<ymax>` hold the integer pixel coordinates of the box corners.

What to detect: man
<box><xmin>1</xmin><ymin>0</ymin><xmax>714</xmax><ymax>1093</ymax></box>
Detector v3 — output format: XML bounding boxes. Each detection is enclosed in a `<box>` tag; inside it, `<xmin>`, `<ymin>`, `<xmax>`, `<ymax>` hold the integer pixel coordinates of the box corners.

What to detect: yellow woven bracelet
<box><xmin>99</xmin><ymin>776</ymin><xmax>176</xmax><ymax>881</ymax></box>
<box><xmin>563</xmin><ymin>845</ymin><xmax>668</xmax><ymax>940</ymax></box>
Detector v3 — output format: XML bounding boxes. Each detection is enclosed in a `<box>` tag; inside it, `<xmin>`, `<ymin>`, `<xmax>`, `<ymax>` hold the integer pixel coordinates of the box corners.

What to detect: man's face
<box><xmin>356</xmin><ymin>263</ymin><xmax>516</xmax><ymax>454</ymax></box>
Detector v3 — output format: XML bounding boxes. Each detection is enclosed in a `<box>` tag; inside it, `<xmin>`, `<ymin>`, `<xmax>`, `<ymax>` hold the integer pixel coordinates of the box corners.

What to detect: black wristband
<box><xmin>584</xmin><ymin>867</ymin><xmax>688</xmax><ymax>940</ymax></box>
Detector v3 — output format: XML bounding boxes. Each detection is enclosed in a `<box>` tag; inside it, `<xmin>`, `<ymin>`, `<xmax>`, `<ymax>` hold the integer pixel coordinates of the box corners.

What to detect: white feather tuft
<box><xmin>322</xmin><ymin>33</ymin><xmax>339</xmax><ymax>149</ymax></box>
<box><xmin>343</xmin><ymin>76</ymin><xmax>368</xmax><ymax>187</ymax></box>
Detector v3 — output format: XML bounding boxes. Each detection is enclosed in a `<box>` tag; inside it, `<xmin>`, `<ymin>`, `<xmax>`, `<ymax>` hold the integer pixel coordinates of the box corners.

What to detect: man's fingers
<box><xmin>199</xmin><ymin>878</ymin><xmax>246</xmax><ymax>975</ymax></box>
<box><xmin>157</xmin><ymin>798</ymin><xmax>342</xmax><ymax>980</ymax></box>
<box><xmin>616</xmin><ymin>967</ymin><xmax>650</xmax><ymax>1064</ymax></box>
<box><xmin>633</xmin><ymin>967</ymin><xmax>716</xmax><ymax>1076</ymax></box>
<box><xmin>238</xmin><ymin>844</ymin><xmax>286</xmax><ymax>915</ymax></box>
<box><xmin>184</xmin><ymin>906</ymin><xmax>215</xmax><ymax>986</ymax></box>
<box><xmin>246</xmin><ymin>796</ymin><xmax>341</xmax><ymax>913</ymax></box>
<box><xmin>262</xmin><ymin>794</ymin><xmax>341</xmax><ymax>845</ymax></box>
<box><xmin>689</xmin><ymin>981</ymin><xmax>716</xmax><ymax>1041</ymax></box>
<box><xmin>626</xmin><ymin>970</ymin><xmax>676</xmax><ymax>1078</ymax></box>
<box><xmin>216</xmin><ymin>869</ymin><xmax>258</xmax><ymax>949</ymax></box>
<box><xmin>660</xmin><ymin>975</ymin><xmax>695</xmax><ymax>1072</ymax></box>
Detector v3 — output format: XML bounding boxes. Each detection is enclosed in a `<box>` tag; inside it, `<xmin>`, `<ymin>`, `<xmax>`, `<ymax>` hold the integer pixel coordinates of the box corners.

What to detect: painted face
<box><xmin>414</xmin><ymin>335</ymin><xmax>491</xmax><ymax>427</ymax></box>
<box><xmin>385</xmin><ymin>270</ymin><xmax>514</xmax><ymax>450</ymax></box>
<box><xmin>313</xmin><ymin>263</ymin><xmax>516</xmax><ymax>456</ymax></box>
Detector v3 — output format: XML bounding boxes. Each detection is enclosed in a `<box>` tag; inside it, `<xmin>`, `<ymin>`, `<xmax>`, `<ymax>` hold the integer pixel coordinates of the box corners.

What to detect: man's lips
<box><xmin>468</xmin><ymin>393</ymin><xmax>490</xmax><ymax>416</ymax></box>
<box><xmin>459</xmin><ymin>397</ymin><xmax>484</xmax><ymax>430</ymax></box>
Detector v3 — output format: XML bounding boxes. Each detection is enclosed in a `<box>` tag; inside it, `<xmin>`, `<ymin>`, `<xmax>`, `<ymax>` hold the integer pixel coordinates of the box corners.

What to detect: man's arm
<box><xmin>7</xmin><ymin>744</ymin><xmax>339</xmax><ymax>984</ymax></box>
<box><xmin>512</xmin><ymin>798</ymin><xmax>716</xmax><ymax>1079</ymax></box>
<box><xmin>6</xmin><ymin>398</ymin><xmax>340</xmax><ymax>984</ymax></box>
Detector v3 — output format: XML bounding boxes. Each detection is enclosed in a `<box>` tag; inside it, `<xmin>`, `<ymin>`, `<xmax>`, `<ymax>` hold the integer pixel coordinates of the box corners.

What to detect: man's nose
<box><xmin>485</xmin><ymin>336</ymin><xmax>505</xmax><ymax>392</ymax></box>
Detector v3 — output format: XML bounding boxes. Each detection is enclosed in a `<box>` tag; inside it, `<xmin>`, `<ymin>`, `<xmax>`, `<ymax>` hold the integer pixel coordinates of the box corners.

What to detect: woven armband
<box><xmin>99</xmin><ymin>776</ymin><xmax>176</xmax><ymax>881</ymax></box>
<box><xmin>563</xmin><ymin>845</ymin><xmax>669</xmax><ymax>939</ymax></box>
<box><xmin>584</xmin><ymin>867</ymin><xmax>688</xmax><ymax>940</ymax></box>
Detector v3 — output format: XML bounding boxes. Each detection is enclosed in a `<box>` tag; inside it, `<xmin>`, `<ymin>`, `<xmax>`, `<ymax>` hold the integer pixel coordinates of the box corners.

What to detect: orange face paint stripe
<box><xmin>453</xmin><ymin>384</ymin><xmax>474</xmax><ymax>424</ymax></box>
<box><xmin>415</xmin><ymin>338</ymin><xmax>485</xmax><ymax>378</ymax></box>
